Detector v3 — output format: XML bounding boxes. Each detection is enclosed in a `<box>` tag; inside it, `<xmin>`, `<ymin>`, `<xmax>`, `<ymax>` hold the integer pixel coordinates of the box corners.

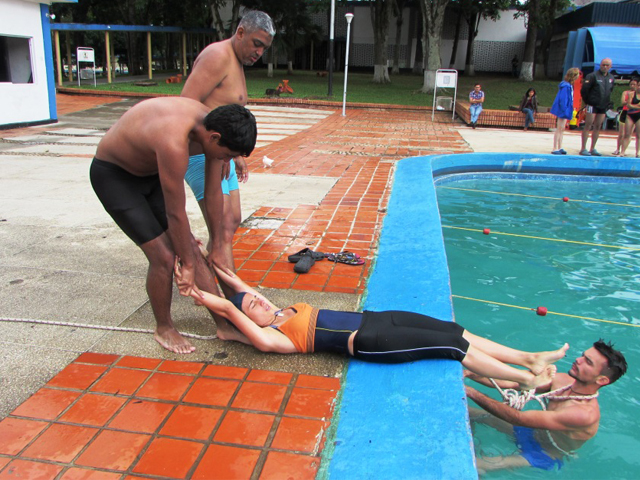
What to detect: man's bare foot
<box><xmin>154</xmin><ymin>327</ymin><xmax>196</xmax><ymax>354</ymax></box>
<box><xmin>528</xmin><ymin>343</ymin><xmax>569</xmax><ymax>375</ymax></box>
<box><xmin>521</xmin><ymin>365</ymin><xmax>556</xmax><ymax>390</ymax></box>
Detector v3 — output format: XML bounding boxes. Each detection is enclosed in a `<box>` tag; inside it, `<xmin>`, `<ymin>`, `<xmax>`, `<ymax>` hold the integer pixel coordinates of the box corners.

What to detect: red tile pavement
<box><xmin>0</xmin><ymin>353</ymin><xmax>340</xmax><ymax>479</ymax></box>
<box><xmin>0</xmin><ymin>93</ymin><xmax>472</xmax><ymax>478</ymax></box>
<box><xmin>232</xmin><ymin>108</ymin><xmax>470</xmax><ymax>294</ymax></box>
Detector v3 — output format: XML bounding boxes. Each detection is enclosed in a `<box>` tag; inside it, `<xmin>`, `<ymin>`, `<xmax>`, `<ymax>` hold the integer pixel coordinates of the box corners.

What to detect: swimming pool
<box><xmin>437</xmin><ymin>174</ymin><xmax>640</xmax><ymax>479</ymax></box>
<box><xmin>326</xmin><ymin>153</ymin><xmax>640</xmax><ymax>479</ymax></box>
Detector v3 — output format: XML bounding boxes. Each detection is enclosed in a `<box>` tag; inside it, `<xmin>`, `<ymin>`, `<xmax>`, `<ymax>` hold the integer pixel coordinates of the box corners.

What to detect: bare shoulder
<box><xmin>193</xmin><ymin>40</ymin><xmax>233</xmax><ymax>69</ymax></box>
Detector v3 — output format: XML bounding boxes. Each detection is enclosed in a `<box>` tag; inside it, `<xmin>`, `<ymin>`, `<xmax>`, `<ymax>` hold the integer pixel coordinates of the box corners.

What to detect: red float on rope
<box><xmin>483</xmin><ymin>228</ymin><xmax>490</xmax><ymax>235</ymax></box>
<box><xmin>536</xmin><ymin>306</ymin><xmax>548</xmax><ymax>316</ymax></box>
<box><xmin>563</xmin><ymin>197</ymin><xmax>569</xmax><ymax>202</ymax></box>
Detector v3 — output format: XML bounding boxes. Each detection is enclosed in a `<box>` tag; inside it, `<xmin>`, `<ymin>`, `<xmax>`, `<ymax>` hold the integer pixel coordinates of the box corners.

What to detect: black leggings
<box><xmin>353</xmin><ymin>311</ymin><xmax>469</xmax><ymax>364</ymax></box>
<box><xmin>90</xmin><ymin>158</ymin><xmax>168</xmax><ymax>246</ymax></box>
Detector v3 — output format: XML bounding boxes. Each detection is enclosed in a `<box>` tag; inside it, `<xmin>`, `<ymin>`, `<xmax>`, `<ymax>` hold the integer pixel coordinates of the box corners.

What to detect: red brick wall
<box><xmin>455</xmin><ymin>101</ymin><xmax>557</xmax><ymax>130</ymax></box>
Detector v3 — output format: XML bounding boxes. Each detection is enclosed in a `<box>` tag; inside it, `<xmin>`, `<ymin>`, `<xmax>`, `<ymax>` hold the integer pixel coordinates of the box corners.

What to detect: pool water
<box><xmin>436</xmin><ymin>175</ymin><xmax>640</xmax><ymax>480</ymax></box>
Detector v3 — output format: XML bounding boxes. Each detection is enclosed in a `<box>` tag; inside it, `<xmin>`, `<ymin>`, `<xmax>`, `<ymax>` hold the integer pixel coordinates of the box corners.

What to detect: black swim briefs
<box><xmin>90</xmin><ymin>158</ymin><xmax>168</xmax><ymax>245</ymax></box>
<box><xmin>353</xmin><ymin>310</ymin><xmax>469</xmax><ymax>364</ymax></box>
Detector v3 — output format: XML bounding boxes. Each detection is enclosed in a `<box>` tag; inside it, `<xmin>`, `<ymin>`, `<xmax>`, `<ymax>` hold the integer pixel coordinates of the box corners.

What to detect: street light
<box><xmin>342</xmin><ymin>13</ymin><xmax>354</xmax><ymax>117</ymax></box>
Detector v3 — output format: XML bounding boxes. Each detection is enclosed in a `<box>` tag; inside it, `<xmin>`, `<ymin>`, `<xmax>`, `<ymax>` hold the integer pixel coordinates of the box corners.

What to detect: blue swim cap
<box><xmin>229</xmin><ymin>292</ymin><xmax>247</xmax><ymax>313</ymax></box>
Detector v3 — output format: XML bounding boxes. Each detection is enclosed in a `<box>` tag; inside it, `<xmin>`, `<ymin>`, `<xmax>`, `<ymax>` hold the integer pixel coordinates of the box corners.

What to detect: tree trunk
<box><xmin>392</xmin><ymin>9</ymin><xmax>403</xmax><ymax>75</ymax></box>
<box><xmin>211</xmin><ymin>4</ymin><xmax>226</xmax><ymax>41</ymax></box>
<box><xmin>419</xmin><ymin>0</ymin><xmax>450</xmax><ymax>93</ymax></box>
<box><xmin>464</xmin><ymin>13</ymin><xmax>479</xmax><ymax>76</ymax></box>
<box><xmin>287</xmin><ymin>60</ymin><xmax>294</xmax><ymax>75</ymax></box>
<box><xmin>65</xmin><ymin>32</ymin><xmax>73</xmax><ymax>81</ymax></box>
<box><xmin>267</xmin><ymin>45</ymin><xmax>275</xmax><ymax>78</ymax></box>
<box><xmin>371</xmin><ymin>0</ymin><xmax>392</xmax><ymax>83</ymax></box>
<box><xmin>519</xmin><ymin>0</ymin><xmax>538</xmax><ymax>82</ymax></box>
<box><xmin>448</xmin><ymin>11</ymin><xmax>461</xmax><ymax>69</ymax></box>
<box><xmin>538</xmin><ymin>0</ymin><xmax>559</xmax><ymax>78</ymax></box>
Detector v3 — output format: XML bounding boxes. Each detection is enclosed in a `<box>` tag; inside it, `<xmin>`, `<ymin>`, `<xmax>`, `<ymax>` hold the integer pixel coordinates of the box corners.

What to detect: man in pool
<box><xmin>181</xmin><ymin>10</ymin><xmax>275</xmax><ymax>293</ymax></box>
<box><xmin>90</xmin><ymin>98</ymin><xmax>257</xmax><ymax>354</ymax></box>
<box><xmin>173</xmin><ymin>259</ymin><xmax>567</xmax><ymax>391</ymax></box>
<box><xmin>465</xmin><ymin>339</ymin><xmax>627</xmax><ymax>473</ymax></box>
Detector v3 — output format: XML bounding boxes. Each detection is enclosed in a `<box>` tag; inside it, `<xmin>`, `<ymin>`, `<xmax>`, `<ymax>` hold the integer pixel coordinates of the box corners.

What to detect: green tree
<box><xmin>371</xmin><ymin>0</ymin><xmax>393</xmax><ymax>83</ymax></box>
<box><xmin>515</xmin><ymin>0</ymin><xmax>572</xmax><ymax>81</ymax></box>
<box><xmin>417</xmin><ymin>0</ymin><xmax>450</xmax><ymax>93</ymax></box>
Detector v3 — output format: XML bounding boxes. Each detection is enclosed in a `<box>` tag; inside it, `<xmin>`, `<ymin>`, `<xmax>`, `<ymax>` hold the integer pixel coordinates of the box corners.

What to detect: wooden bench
<box><xmin>455</xmin><ymin>101</ymin><xmax>557</xmax><ymax>130</ymax></box>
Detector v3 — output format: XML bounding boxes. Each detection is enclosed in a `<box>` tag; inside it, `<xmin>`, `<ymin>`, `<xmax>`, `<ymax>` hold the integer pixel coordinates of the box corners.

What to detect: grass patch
<box><xmin>64</xmin><ymin>69</ymin><xmax>570</xmax><ymax>111</ymax></box>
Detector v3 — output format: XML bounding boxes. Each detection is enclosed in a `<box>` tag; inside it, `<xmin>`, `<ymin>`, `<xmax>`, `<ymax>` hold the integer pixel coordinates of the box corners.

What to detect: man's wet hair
<box><xmin>594</xmin><ymin>339</ymin><xmax>627</xmax><ymax>384</ymax></box>
<box><xmin>238</xmin><ymin>10</ymin><xmax>276</xmax><ymax>37</ymax></box>
<box><xmin>204</xmin><ymin>104</ymin><xmax>257</xmax><ymax>157</ymax></box>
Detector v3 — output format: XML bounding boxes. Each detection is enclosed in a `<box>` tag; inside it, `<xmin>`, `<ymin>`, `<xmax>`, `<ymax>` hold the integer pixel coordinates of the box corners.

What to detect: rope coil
<box><xmin>488</xmin><ymin>379</ymin><xmax>598</xmax><ymax>457</ymax></box>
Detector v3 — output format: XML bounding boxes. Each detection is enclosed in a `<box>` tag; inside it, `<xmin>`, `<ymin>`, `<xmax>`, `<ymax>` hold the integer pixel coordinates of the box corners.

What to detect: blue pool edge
<box><xmin>325</xmin><ymin>153</ymin><xmax>640</xmax><ymax>480</ymax></box>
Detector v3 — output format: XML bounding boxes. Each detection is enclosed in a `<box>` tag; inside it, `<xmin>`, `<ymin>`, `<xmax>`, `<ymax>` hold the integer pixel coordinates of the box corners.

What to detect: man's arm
<box><xmin>202</xmin><ymin>158</ymin><xmax>229</xmax><ymax>268</ymax></box>
<box><xmin>156</xmin><ymin>143</ymin><xmax>200</xmax><ymax>297</ymax></box>
<box><xmin>465</xmin><ymin>385</ymin><xmax>597</xmax><ymax>432</ymax></box>
<box><xmin>580</xmin><ymin>72</ymin><xmax>594</xmax><ymax>102</ymax></box>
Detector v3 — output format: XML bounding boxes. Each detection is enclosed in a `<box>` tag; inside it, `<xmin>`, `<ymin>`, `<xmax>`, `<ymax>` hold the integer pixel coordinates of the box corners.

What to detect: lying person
<box><xmin>175</xmin><ymin>259</ymin><xmax>566</xmax><ymax>390</ymax></box>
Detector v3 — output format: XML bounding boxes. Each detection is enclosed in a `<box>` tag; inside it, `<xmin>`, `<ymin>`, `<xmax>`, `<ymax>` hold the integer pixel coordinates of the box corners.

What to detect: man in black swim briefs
<box><xmin>90</xmin><ymin>97</ymin><xmax>256</xmax><ymax>354</ymax></box>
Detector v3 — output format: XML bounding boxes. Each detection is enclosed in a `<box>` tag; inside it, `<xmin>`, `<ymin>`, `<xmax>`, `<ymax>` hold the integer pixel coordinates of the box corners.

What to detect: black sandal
<box><xmin>288</xmin><ymin>248</ymin><xmax>325</xmax><ymax>263</ymax></box>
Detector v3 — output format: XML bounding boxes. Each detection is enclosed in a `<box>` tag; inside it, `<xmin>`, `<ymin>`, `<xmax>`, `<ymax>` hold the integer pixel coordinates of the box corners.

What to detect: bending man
<box><xmin>91</xmin><ymin>98</ymin><xmax>256</xmax><ymax>353</ymax></box>
<box><xmin>465</xmin><ymin>339</ymin><xmax>627</xmax><ymax>473</ymax></box>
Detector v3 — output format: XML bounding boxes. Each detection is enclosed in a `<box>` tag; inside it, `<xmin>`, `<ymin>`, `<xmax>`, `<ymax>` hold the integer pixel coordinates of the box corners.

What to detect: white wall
<box><xmin>476</xmin><ymin>10</ymin><xmax>526</xmax><ymax>42</ymax></box>
<box><xmin>0</xmin><ymin>0</ymin><xmax>50</xmax><ymax>126</ymax></box>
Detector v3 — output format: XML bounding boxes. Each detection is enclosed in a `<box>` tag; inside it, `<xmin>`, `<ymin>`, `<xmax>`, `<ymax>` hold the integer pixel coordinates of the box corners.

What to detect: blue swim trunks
<box><xmin>514</xmin><ymin>426</ymin><xmax>563</xmax><ymax>470</ymax></box>
<box><xmin>184</xmin><ymin>154</ymin><xmax>239</xmax><ymax>201</ymax></box>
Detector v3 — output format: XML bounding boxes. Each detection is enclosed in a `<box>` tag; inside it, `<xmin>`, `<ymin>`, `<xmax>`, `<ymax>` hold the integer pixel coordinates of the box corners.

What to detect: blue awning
<box><xmin>563</xmin><ymin>26</ymin><xmax>640</xmax><ymax>75</ymax></box>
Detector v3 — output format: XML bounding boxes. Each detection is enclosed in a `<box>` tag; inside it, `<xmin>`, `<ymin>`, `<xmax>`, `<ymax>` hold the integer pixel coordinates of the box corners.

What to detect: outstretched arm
<box><xmin>465</xmin><ymin>385</ymin><xmax>596</xmax><ymax>432</ymax></box>
<box><xmin>175</xmin><ymin>259</ymin><xmax>294</xmax><ymax>353</ymax></box>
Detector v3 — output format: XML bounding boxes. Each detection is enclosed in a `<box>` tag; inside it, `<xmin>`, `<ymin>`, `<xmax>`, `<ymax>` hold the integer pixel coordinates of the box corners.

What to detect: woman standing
<box><xmin>550</xmin><ymin>68</ymin><xmax>580</xmax><ymax>155</ymax></box>
<box><xmin>519</xmin><ymin>88</ymin><xmax>538</xmax><ymax>131</ymax></box>
<box><xmin>613</xmin><ymin>78</ymin><xmax>637</xmax><ymax>155</ymax></box>
<box><xmin>620</xmin><ymin>77</ymin><xmax>640</xmax><ymax>157</ymax></box>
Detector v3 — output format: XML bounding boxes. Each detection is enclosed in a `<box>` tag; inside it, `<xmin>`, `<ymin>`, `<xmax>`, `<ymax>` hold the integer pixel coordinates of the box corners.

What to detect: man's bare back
<box><xmin>96</xmin><ymin>97</ymin><xmax>210</xmax><ymax>176</ymax></box>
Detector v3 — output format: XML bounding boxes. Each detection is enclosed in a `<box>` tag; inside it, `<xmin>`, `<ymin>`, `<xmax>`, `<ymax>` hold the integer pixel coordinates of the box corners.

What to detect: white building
<box><xmin>0</xmin><ymin>0</ymin><xmax>76</xmax><ymax>128</ymax></box>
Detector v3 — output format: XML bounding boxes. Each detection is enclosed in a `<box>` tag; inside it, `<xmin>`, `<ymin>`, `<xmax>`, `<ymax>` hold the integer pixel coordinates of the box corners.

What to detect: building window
<box><xmin>0</xmin><ymin>36</ymin><xmax>34</xmax><ymax>84</ymax></box>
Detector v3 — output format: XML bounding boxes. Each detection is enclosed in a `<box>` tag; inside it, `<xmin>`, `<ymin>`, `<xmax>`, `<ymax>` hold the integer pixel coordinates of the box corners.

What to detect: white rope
<box><xmin>489</xmin><ymin>379</ymin><xmax>599</xmax><ymax>457</ymax></box>
<box><xmin>0</xmin><ymin>317</ymin><xmax>217</xmax><ymax>340</ymax></box>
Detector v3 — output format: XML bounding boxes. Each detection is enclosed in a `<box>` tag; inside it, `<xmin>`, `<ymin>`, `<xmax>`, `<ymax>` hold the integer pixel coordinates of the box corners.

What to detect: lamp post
<box><xmin>342</xmin><ymin>13</ymin><xmax>354</xmax><ymax>117</ymax></box>
<box><xmin>328</xmin><ymin>0</ymin><xmax>335</xmax><ymax>96</ymax></box>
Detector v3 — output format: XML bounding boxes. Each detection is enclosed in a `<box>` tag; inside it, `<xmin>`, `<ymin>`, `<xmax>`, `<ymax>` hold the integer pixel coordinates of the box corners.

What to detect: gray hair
<box><xmin>238</xmin><ymin>10</ymin><xmax>276</xmax><ymax>37</ymax></box>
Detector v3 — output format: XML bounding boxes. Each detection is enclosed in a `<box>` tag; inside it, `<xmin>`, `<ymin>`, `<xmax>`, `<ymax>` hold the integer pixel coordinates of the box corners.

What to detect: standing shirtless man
<box><xmin>465</xmin><ymin>339</ymin><xmax>627</xmax><ymax>473</ymax></box>
<box><xmin>181</xmin><ymin>10</ymin><xmax>275</xmax><ymax>292</ymax></box>
<box><xmin>91</xmin><ymin>98</ymin><xmax>257</xmax><ymax>353</ymax></box>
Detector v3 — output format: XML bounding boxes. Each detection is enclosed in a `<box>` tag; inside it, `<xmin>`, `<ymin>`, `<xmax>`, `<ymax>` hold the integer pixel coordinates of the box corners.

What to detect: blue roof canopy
<box><xmin>564</xmin><ymin>26</ymin><xmax>640</xmax><ymax>75</ymax></box>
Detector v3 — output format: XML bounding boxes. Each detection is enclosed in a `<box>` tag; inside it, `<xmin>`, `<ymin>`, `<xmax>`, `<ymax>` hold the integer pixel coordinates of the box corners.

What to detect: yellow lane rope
<box><xmin>452</xmin><ymin>295</ymin><xmax>640</xmax><ymax>328</ymax></box>
<box><xmin>442</xmin><ymin>225</ymin><xmax>640</xmax><ymax>251</ymax></box>
<box><xmin>438</xmin><ymin>186</ymin><xmax>640</xmax><ymax>209</ymax></box>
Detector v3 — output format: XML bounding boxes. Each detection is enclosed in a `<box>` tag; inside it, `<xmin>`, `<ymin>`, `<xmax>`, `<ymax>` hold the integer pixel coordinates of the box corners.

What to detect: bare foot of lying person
<box><xmin>520</xmin><ymin>364</ymin><xmax>556</xmax><ymax>391</ymax></box>
<box><xmin>527</xmin><ymin>343</ymin><xmax>569</xmax><ymax>375</ymax></box>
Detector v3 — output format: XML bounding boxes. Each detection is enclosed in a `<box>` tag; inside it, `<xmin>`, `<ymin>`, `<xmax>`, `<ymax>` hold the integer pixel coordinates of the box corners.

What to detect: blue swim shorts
<box><xmin>184</xmin><ymin>154</ymin><xmax>239</xmax><ymax>201</ymax></box>
<box><xmin>514</xmin><ymin>426</ymin><xmax>563</xmax><ymax>471</ymax></box>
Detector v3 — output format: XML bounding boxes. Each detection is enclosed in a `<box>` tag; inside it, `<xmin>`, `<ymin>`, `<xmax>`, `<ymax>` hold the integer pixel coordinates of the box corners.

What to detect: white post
<box><xmin>342</xmin><ymin>13</ymin><xmax>354</xmax><ymax>117</ymax></box>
